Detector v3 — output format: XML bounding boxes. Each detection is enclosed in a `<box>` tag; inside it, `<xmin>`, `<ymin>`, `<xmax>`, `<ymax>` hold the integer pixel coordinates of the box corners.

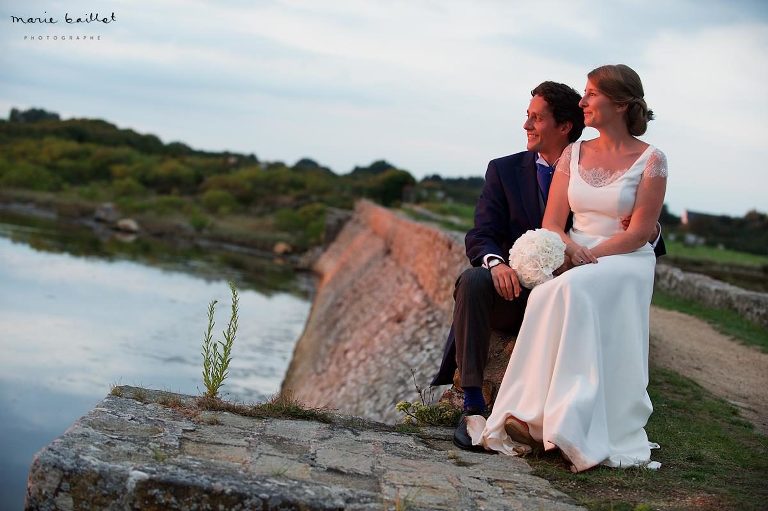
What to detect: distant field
<box><xmin>419</xmin><ymin>201</ymin><xmax>475</xmax><ymax>221</ymax></box>
<box><xmin>405</xmin><ymin>205</ymin><xmax>768</xmax><ymax>271</ymax></box>
<box><xmin>401</xmin><ymin>202</ymin><xmax>474</xmax><ymax>232</ymax></box>
<box><xmin>665</xmin><ymin>239</ymin><xmax>768</xmax><ymax>267</ymax></box>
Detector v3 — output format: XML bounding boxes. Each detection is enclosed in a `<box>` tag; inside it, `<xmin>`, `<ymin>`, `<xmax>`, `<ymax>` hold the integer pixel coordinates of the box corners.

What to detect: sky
<box><xmin>1</xmin><ymin>0</ymin><xmax>767</xmax><ymax>216</ymax></box>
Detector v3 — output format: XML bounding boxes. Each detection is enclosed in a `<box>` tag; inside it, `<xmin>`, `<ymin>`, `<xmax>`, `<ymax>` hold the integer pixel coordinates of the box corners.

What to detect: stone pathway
<box><xmin>27</xmin><ymin>387</ymin><xmax>583</xmax><ymax>510</ymax></box>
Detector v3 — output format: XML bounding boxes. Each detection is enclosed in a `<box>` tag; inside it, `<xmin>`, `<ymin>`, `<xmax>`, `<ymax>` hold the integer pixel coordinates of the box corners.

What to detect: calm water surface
<box><xmin>0</xmin><ymin>213</ymin><xmax>311</xmax><ymax>509</ymax></box>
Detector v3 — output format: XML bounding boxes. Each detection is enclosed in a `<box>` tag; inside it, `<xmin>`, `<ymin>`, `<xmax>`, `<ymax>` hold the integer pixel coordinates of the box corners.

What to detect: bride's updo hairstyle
<box><xmin>588</xmin><ymin>64</ymin><xmax>654</xmax><ymax>136</ymax></box>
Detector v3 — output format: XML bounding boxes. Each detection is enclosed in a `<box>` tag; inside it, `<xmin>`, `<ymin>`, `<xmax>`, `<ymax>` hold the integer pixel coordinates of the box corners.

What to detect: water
<box><xmin>0</xmin><ymin>211</ymin><xmax>311</xmax><ymax>509</ymax></box>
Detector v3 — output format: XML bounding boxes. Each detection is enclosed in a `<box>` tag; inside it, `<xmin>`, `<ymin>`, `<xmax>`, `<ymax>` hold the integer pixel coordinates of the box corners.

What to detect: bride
<box><xmin>466</xmin><ymin>64</ymin><xmax>668</xmax><ymax>472</ymax></box>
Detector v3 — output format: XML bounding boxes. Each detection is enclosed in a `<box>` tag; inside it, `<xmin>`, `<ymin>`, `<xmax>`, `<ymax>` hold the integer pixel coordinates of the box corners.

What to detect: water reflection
<box><xmin>0</xmin><ymin>208</ymin><xmax>305</xmax><ymax>296</ymax></box>
<box><xmin>0</xmin><ymin>212</ymin><xmax>311</xmax><ymax>509</ymax></box>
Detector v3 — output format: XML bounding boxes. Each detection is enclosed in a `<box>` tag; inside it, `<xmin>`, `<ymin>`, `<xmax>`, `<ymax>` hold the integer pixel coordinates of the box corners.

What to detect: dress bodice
<box><xmin>557</xmin><ymin>141</ymin><xmax>667</xmax><ymax>243</ymax></box>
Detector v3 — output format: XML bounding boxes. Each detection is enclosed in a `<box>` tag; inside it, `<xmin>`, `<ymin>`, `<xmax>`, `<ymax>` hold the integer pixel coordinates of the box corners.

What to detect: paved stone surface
<box><xmin>27</xmin><ymin>387</ymin><xmax>584</xmax><ymax>510</ymax></box>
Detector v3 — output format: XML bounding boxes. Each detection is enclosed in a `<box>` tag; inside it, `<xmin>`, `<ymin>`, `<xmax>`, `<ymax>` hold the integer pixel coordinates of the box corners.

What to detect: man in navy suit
<box><xmin>432</xmin><ymin>82</ymin><xmax>666</xmax><ymax>450</ymax></box>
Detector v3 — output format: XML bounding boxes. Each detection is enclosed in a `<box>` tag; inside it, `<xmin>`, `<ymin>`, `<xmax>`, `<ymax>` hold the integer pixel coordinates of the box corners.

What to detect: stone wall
<box><xmin>281</xmin><ymin>200</ymin><xmax>468</xmax><ymax>423</ymax></box>
<box><xmin>282</xmin><ymin>202</ymin><xmax>767</xmax><ymax>424</ymax></box>
<box><xmin>655</xmin><ymin>263</ymin><xmax>768</xmax><ymax>328</ymax></box>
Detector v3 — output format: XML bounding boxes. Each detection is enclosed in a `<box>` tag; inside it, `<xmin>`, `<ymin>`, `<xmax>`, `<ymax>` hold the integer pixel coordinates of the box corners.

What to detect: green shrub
<box><xmin>201</xmin><ymin>189</ymin><xmax>238</xmax><ymax>214</ymax></box>
<box><xmin>112</xmin><ymin>177</ymin><xmax>145</xmax><ymax>197</ymax></box>
<box><xmin>77</xmin><ymin>183</ymin><xmax>110</xmax><ymax>201</ymax></box>
<box><xmin>0</xmin><ymin>163</ymin><xmax>62</xmax><ymax>191</ymax></box>
<box><xmin>200</xmin><ymin>166</ymin><xmax>261</xmax><ymax>205</ymax></box>
<box><xmin>395</xmin><ymin>400</ymin><xmax>462</xmax><ymax>427</ymax></box>
<box><xmin>188</xmin><ymin>211</ymin><xmax>211</xmax><ymax>232</ymax></box>
<box><xmin>297</xmin><ymin>203</ymin><xmax>326</xmax><ymax>245</ymax></box>
<box><xmin>144</xmin><ymin>159</ymin><xmax>198</xmax><ymax>194</ymax></box>
<box><xmin>274</xmin><ymin>203</ymin><xmax>327</xmax><ymax>248</ymax></box>
<box><xmin>395</xmin><ymin>371</ymin><xmax>462</xmax><ymax>427</ymax></box>
<box><xmin>149</xmin><ymin>195</ymin><xmax>187</xmax><ymax>214</ymax></box>
<box><xmin>274</xmin><ymin>208</ymin><xmax>303</xmax><ymax>231</ymax></box>
<box><xmin>365</xmin><ymin>168</ymin><xmax>416</xmax><ymax>206</ymax></box>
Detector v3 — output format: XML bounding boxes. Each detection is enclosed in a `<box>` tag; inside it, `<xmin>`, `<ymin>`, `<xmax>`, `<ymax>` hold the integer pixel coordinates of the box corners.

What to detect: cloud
<box><xmin>638</xmin><ymin>22</ymin><xmax>768</xmax><ymax>214</ymax></box>
<box><xmin>1</xmin><ymin>0</ymin><xmax>767</xmax><ymax>214</ymax></box>
<box><xmin>643</xmin><ymin>23</ymin><xmax>768</xmax><ymax>150</ymax></box>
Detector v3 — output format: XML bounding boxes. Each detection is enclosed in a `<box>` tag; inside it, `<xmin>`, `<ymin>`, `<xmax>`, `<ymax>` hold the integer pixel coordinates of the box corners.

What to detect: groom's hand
<box><xmin>491</xmin><ymin>264</ymin><xmax>520</xmax><ymax>300</ymax></box>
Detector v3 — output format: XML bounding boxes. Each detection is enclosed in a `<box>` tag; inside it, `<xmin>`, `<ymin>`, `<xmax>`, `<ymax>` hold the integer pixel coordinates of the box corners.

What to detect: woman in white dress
<box><xmin>467</xmin><ymin>64</ymin><xmax>668</xmax><ymax>472</ymax></box>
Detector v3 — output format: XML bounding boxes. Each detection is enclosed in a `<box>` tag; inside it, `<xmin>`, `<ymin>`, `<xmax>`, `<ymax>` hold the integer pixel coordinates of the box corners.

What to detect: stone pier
<box><xmin>26</xmin><ymin>387</ymin><xmax>583</xmax><ymax>510</ymax></box>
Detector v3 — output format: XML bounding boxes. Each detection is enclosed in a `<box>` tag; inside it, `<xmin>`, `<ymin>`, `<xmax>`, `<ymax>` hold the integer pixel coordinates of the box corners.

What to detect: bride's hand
<box><xmin>569</xmin><ymin>245</ymin><xmax>597</xmax><ymax>266</ymax></box>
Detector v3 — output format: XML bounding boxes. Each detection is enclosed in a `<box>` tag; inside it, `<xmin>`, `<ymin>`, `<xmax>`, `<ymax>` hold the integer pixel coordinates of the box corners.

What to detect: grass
<box><xmin>117</xmin><ymin>385</ymin><xmax>397</xmax><ymax>433</ymax></box>
<box><xmin>652</xmin><ymin>289</ymin><xmax>768</xmax><ymax>353</ymax></box>
<box><xmin>394</xmin><ymin>423</ymin><xmax>421</xmax><ymax>434</ymax></box>
<box><xmin>109</xmin><ymin>383</ymin><xmax>124</xmax><ymax>397</ymax></box>
<box><xmin>399</xmin><ymin>203</ymin><xmax>473</xmax><ymax>232</ymax></box>
<box><xmin>393</xmin><ymin>488</ymin><xmax>416</xmax><ymax>511</ymax></box>
<box><xmin>157</xmin><ymin>394</ymin><xmax>184</xmax><ymax>408</ymax></box>
<box><xmin>151</xmin><ymin>447</ymin><xmax>168</xmax><ymax>462</ymax></box>
<box><xmin>131</xmin><ymin>388</ymin><xmax>148</xmax><ymax>403</ymax></box>
<box><xmin>527</xmin><ymin>367</ymin><xmax>768</xmax><ymax>511</ymax></box>
<box><xmin>418</xmin><ymin>201</ymin><xmax>475</xmax><ymax>221</ymax></box>
<box><xmin>664</xmin><ymin>239</ymin><xmax>768</xmax><ymax>267</ymax></box>
<box><xmin>195</xmin><ymin>391</ymin><xmax>335</xmax><ymax>424</ymax></box>
<box><xmin>395</xmin><ymin>370</ymin><xmax>463</xmax><ymax>427</ymax></box>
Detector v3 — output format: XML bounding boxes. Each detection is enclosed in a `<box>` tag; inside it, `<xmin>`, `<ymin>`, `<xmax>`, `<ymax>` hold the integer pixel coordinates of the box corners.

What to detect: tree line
<box><xmin>0</xmin><ymin>108</ymin><xmax>481</xmax><ymax>249</ymax></box>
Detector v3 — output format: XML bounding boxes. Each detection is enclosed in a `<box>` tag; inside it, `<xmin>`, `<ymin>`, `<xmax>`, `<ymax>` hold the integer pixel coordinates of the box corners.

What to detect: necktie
<box><xmin>536</xmin><ymin>163</ymin><xmax>554</xmax><ymax>202</ymax></box>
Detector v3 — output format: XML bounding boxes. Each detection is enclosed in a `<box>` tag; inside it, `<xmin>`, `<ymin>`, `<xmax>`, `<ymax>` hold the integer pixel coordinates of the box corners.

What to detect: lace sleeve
<box><xmin>643</xmin><ymin>148</ymin><xmax>668</xmax><ymax>179</ymax></box>
<box><xmin>555</xmin><ymin>143</ymin><xmax>572</xmax><ymax>176</ymax></box>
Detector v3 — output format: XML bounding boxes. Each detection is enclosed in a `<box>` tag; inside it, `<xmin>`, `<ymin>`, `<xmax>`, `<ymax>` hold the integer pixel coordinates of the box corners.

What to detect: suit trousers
<box><xmin>453</xmin><ymin>266</ymin><xmax>529</xmax><ymax>388</ymax></box>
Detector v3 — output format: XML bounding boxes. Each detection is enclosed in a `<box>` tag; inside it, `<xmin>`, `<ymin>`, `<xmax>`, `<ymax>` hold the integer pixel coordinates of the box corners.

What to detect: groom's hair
<box><xmin>531</xmin><ymin>82</ymin><xmax>585</xmax><ymax>143</ymax></box>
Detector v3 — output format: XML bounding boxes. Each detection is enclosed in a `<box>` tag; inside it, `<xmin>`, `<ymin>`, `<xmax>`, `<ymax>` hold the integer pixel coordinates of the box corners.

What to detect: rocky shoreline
<box><xmin>0</xmin><ymin>192</ymin><xmax>325</xmax><ymax>270</ymax></box>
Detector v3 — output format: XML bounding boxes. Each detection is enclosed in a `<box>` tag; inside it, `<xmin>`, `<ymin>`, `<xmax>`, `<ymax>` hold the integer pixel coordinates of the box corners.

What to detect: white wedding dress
<box><xmin>467</xmin><ymin>140</ymin><xmax>668</xmax><ymax>472</ymax></box>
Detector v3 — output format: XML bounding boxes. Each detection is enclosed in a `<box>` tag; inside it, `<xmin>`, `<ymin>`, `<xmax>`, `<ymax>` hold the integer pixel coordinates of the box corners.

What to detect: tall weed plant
<box><xmin>201</xmin><ymin>281</ymin><xmax>239</xmax><ymax>399</ymax></box>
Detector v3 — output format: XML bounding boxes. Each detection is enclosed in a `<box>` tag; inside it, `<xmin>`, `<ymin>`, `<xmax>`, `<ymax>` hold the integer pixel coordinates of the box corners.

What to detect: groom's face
<box><xmin>524</xmin><ymin>95</ymin><xmax>568</xmax><ymax>155</ymax></box>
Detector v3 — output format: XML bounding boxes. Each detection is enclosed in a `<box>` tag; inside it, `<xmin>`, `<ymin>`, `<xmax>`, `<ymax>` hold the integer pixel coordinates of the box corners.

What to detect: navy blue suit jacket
<box><xmin>466</xmin><ymin>151</ymin><xmax>548</xmax><ymax>267</ymax></box>
<box><xmin>431</xmin><ymin>150</ymin><xmax>666</xmax><ymax>386</ymax></box>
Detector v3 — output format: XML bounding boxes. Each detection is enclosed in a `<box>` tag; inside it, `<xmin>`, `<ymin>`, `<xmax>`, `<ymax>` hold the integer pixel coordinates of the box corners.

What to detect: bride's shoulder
<box><xmin>643</xmin><ymin>145</ymin><xmax>668</xmax><ymax>178</ymax></box>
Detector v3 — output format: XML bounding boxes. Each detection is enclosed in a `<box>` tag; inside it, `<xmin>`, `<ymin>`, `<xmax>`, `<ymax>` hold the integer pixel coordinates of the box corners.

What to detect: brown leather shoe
<box><xmin>504</xmin><ymin>416</ymin><xmax>536</xmax><ymax>447</ymax></box>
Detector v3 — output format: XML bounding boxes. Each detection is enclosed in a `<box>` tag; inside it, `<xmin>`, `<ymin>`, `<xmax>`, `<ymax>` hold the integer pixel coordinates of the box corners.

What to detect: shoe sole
<box><xmin>504</xmin><ymin>416</ymin><xmax>536</xmax><ymax>447</ymax></box>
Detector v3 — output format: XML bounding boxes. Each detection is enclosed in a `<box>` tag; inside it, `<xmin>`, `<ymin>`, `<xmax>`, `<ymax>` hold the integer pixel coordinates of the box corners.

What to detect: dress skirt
<box><xmin>467</xmin><ymin>234</ymin><xmax>660</xmax><ymax>472</ymax></box>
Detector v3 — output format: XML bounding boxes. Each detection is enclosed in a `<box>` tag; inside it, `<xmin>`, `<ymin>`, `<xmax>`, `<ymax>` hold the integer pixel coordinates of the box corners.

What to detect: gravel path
<box><xmin>649</xmin><ymin>306</ymin><xmax>768</xmax><ymax>435</ymax></box>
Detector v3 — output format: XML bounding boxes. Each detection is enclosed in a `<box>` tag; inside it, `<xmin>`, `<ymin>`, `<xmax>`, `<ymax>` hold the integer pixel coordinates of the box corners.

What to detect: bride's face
<box><xmin>579</xmin><ymin>79</ymin><xmax>623</xmax><ymax>128</ymax></box>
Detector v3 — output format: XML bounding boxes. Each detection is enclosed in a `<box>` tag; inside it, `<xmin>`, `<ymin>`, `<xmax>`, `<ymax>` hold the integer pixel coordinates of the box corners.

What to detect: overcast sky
<box><xmin>2</xmin><ymin>0</ymin><xmax>766</xmax><ymax>216</ymax></box>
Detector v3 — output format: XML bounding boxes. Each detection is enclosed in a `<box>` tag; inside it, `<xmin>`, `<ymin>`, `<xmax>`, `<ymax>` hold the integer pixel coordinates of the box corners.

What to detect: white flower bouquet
<box><xmin>508</xmin><ymin>229</ymin><xmax>566</xmax><ymax>289</ymax></box>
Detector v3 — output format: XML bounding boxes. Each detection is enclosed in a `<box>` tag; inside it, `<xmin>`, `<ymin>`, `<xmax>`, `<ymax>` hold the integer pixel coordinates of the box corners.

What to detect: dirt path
<box><xmin>649</xmin><ymin>306</ymin><xmax>768</xmax><ymax>435</ymax></box>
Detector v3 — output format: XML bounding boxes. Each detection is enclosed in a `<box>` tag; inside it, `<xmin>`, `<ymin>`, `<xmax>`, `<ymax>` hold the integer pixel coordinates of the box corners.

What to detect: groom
<box><xmin>431</xmin><ymin>81</ymin><xmax>666</xmax><ymax>450</ymax></box>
